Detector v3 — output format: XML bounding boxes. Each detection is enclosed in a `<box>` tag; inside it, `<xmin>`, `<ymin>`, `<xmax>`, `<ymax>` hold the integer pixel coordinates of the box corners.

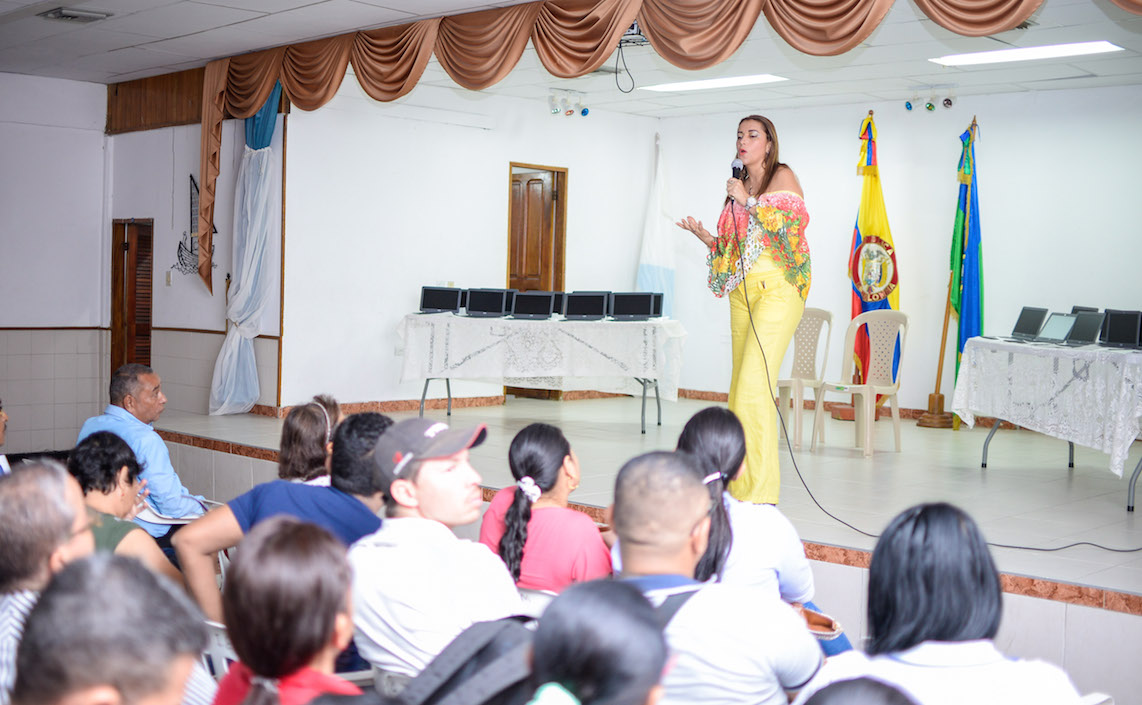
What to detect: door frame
<box><xmin>110</xmin><ymin>218</ymin><xmax>154</xmax><ymax>374</ymax></box>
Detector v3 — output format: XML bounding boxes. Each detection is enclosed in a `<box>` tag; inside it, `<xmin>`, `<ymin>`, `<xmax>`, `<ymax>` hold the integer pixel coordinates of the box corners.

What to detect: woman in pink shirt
<box><xmin>212</xmin><ymin>516</ymin><xmax>362</xmax><ymax>705</ymax></box>
<box><xmin>479</xmin><ymin>423</ymin><xmax>611</xmax><ymax>592</ymax></box>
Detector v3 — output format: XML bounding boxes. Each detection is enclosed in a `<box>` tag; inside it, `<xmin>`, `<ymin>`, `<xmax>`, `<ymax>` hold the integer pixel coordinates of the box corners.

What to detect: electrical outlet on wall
<box><xmin>165</xmin><ymin>271</ymin><xmax>172</xmax><ymax>287</ymax></box>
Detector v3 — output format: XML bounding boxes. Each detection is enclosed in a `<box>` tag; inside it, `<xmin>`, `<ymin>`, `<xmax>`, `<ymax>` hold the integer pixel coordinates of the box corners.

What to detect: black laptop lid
<box><xmin>651</xmin><ymin>292</ymin><xmax>663</xmax><ymax>317</ymax></box>
<box><xmin>552</xmin><ymin>292</ymin><xmax>565</xmax><ymax>315</ymax></box>
<box><xmin>564</xmin><ymin>292</ymin><xmax>608</xmax><ymax>319</ymax></box>
<box><xmin>610</xmin><ymin>292</ymin><xmax>654</xmax><ymax>320</ymax></box>
<box><xmin>511</xmin><ymin>291</ymin><xmax>555</xmax><ymax>319</ymax></box>
<box><xmin>1066</xmin><ymin>311</ymin><xmax>1105</xmax><ymax>344</ymax></box>
<box><xmin>420</xmin><ymin>287</ymin><xmax>463</xmax><ymax>313</ymax></box>
<box><xmin>1104</xmin><ymin>310</ymin><xmax>1142</xmax><ymax>347</ymax></box>
<box><xmin>466</xmin><ymin>289</ymin><xmax>509</xmax><ymax>316</ymax></box>
<box><xmin>1011</xmin><ymin>307</ymin><xmax>1048</xmax><ymax>339</ymax></box>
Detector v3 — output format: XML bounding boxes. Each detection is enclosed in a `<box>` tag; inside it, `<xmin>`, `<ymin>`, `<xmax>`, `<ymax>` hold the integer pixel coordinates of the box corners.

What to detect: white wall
<box><xmin>662</xmin><ymin>84</ymin><xmax>1142</xmax><ymax>409</ymax></box>
<box><xmin>108</xmin><ymin>118</ymin><xmax>282</xmax><ymax>334</ymax></box>
<box><xmin>0</xmin><ymin>73</ymin><xmax>107</xmax><ymax>326</ymax></box>
<box><xmin>282</xmin><ymin>80</ymin><xmax>658</xmax><ymax>405</ymax></box>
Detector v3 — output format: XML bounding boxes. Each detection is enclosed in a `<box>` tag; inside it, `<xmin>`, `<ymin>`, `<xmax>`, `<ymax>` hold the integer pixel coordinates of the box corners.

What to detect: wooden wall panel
<box><xmin>106</xmin><ymin>68</ymin><xmax>204</xmax><ymax>135</ymax></box>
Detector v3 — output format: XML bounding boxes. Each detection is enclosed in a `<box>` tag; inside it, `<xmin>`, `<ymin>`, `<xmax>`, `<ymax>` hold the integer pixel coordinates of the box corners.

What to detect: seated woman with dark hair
<box><xmin>528</xmin><ymin>579</ymin><xmax>666</xmax><ymax>705</ymax></box>
<box><xmin>479</xmin><ymin>423</ymin><xmax>611</xmax><ymax>592</ymax></box>
<box><xmin>793</xmin><ymin>503</ymin><xmax>1083</xmax><ymax>705</ymax></box>
<box><xmin>278</xmin><ymin>394</ymin><xmax>342</xmax><ymax>486</ymax></box>
<box><xmin>67</xmin><ymin>431</ymin><xmax>182</xmax><ymax>583</ymax></box>
<box><xmin>213</xmin><ymin>515</ymin><xmax>362</xmax><ymax>705</ymax></box>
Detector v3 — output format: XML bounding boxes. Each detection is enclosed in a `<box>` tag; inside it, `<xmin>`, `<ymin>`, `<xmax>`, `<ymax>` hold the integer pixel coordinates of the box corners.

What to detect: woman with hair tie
<box><xmin>479</xmin><ymin>423</ymin><xmax>611</xmax><ymax>592</ymax></box>
<box><xmin>527</xmin><ymin>580</ymin><xmax>666</xmax><ymax>705</ymax></box>
<box><xmin>277</xmin><ymin>395</ymin><xmax>341</xmax><ymax>486</ymax></box>
<box><xmin>677</xmin><ymin>115</ymin><xmax>810</xmax><ymax>505</ymax></box>
<box><xmin>212</xmin><ymin>516</ymin><xmax>362</xmax><ymax>705</ymax></box>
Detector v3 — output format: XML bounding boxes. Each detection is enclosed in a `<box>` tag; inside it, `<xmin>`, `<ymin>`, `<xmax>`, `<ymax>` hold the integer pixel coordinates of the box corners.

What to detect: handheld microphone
<box><xmin>731</xmin><ymin>158</ymin><xmax>743</xmax><ymax>180</ymax></box>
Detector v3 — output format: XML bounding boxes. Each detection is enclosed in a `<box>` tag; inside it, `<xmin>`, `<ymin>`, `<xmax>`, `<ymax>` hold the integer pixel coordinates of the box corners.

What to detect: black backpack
<box><xmin>311</xmin><ymin>589</ymin><xmax>696</xmax><ymax>705</ymax></box>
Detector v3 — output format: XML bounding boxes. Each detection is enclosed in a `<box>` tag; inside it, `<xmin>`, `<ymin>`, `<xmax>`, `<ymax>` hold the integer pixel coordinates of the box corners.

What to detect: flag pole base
<box><xmin>917</xmin><ymin>393</ymin><xmax>954</xmax><ymax>428</ymax></box>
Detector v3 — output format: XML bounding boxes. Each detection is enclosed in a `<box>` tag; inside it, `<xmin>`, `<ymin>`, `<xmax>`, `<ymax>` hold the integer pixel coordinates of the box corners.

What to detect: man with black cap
<box><xmin>348</xmin><ymin>418</ymin><xmax>522</xmax><ymax>694</ymax></box>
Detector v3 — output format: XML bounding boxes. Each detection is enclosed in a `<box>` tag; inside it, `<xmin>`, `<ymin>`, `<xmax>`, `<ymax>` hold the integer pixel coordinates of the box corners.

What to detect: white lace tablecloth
<box><xmin>951</xmin><ymin>337</ymin><xmax>1142</xmax><ymax>476</ymax></box>
<box><xmin>397</xmin><ymin>313</ymin><xmax>688</xmax><ymax>401</ymax></box>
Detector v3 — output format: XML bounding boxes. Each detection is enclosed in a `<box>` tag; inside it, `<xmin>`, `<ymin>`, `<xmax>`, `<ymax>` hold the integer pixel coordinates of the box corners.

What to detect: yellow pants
<box><xmin>726</xmin><ymin>267</ymin><xmax>804</xmax><ymax>505</ymax></box>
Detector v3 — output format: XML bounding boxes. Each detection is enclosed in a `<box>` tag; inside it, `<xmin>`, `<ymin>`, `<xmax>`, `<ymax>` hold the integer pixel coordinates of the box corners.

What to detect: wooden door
<box><xmin>110</xmin><ymin>220</ymin><xmax>153</xmax><ymax>373</ymax></box>
<box><xmin>507</xmin><ymin>165</ymin><xmax>566</xmax><ymax>399</ymax></box>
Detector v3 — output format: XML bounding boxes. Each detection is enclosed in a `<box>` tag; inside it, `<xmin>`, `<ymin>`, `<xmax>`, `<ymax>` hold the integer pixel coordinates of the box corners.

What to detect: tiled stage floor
<box><xmin>157</xmin><ymin>396</ymin><xmax>1142</xmax><ymax>596</ymax></box>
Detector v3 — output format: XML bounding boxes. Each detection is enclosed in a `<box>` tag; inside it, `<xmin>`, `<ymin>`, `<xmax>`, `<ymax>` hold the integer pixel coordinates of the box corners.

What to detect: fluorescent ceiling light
<box><xmin>930</xmin><ymin>41</ymin><xmax>1123</xmax><ymax>67</ymax></box>
<box><xmin>640</xmin><ymin>74</ymin><xmax>787</xmax><ymax>92</ymax></box>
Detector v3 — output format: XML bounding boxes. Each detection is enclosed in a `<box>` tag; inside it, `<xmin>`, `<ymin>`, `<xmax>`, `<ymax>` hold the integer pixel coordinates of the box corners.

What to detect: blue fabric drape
<box><xmin>245</xmin><ymin>82</ymin><xmax>281</xmax><ymax>150</ymax></box>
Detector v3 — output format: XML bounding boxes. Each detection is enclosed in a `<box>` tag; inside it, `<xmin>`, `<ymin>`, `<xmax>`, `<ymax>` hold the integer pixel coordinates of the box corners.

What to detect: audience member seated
<box><xmin>675</xmin><ymin>407</ymin><xmax>851</xmax><ymax>655</ymax></box>
<box><xmin>11</xmin><ymin>554</ymin><xmax>207</xmax><ymax>705</ymax></box>
<box><xmin>478</xmin><ymin>423</ymin><xmax>611</xmax><ymax>592</ymax></box>
<box><xmin>213</xmin><ymin>516</ymin><xmax>363</xmax><ymax>705</ymax></box>
<box><xmin>67</xmin><ymin>431</ymin><xmax>183</xmax><ymax>584</ymax></box>
<box><xmin>174</xmin><ymin>412</ymin><xmax>392</xmax><ymax>622</ymax></box>
<box><xmin>792</xmin><ymin>503</ymin><xmax>1083</xmax><ymax>705</ymax></box>
<box><xmin>279</xmin><ymin>394</ymin><xmax>343</xmax><ymax>486</ymax></box>
<box><xmin>350</xmin><ymin>418</ymin><xmax>523</xmax><ymax>691</ymax></box>
<box><xmin>528</xmin><ymin>579</ymin><xmax>666</xmax><ymax>705</ymax></box>
<box><xmin>613</xmin><ymin>451</ymin><xmax>821</xmax><ymax>705</ymax></box>
<box><xmin>78</xmin><ymin>364</ymin><xmax>206</xmax><ymax>545</ymax></box>
<box><xmin>0</xmin><ymin>397</ymin><xmax>9</xmax><ymax>474</ymax></box>
<box><xmin>803</xmin><ymin>678</ymin><xmax>918</xmax><ymax>705</ymax></box>
<box><xmin>0</xmin><ymin>460</ymin><xmax>96</xmax><ymax>705</ymax></box>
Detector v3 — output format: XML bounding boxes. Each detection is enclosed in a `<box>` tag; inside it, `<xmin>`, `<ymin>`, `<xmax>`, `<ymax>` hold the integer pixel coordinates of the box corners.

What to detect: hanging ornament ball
<box><xmin>925</xmin><ymin>101</ymin><xmax>936</xmax><ymax>111</ymax></box>
<box><xmin>943</xmin><ymin>98</ymin><xmax>953</xmax><ymax>108</ymax></box>
<box><xmin>580</xmin><ymin>107</ymin><xmax>589</xmax><ymax>117</ymax></box>
<box><xmin>905</xmin><ymin>101</ymin><xmax>913</xmax><ymax>111</ymax></box>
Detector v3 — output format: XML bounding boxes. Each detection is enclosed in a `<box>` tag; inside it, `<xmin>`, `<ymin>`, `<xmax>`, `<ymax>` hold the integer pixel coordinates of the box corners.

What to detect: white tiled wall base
<box><xmin>810</xmin><ymin>560</ymin><xmax>1142</xmax><ymax>705</ymax></box>
<box><xmin>152</xmin><ymin>330</ymin><xmax>278</xmax><ymax>414</ymax></box>
<box><xmin>164</xmin><ymin>439</ymin><xmax>279</xmax><ymax>503</ymax></box>
<box><xmin>0</xmin><ymin>329</ymin><xmax>109</xmax><ymax>454</ymax></box>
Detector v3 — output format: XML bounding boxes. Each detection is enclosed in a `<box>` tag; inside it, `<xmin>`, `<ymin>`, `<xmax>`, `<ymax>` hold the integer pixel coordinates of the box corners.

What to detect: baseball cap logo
<box><xmin>424</xmin><ymin>423</ymin><xmax>448</xmax><ymax>438</ymax></box>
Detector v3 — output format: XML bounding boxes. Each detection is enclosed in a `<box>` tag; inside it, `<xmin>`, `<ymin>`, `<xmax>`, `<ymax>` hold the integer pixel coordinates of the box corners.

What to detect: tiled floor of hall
<box><xmin>157</xmin><ymin>396</ymin><xmax>1142</xmax><ymax>596</ymax></box>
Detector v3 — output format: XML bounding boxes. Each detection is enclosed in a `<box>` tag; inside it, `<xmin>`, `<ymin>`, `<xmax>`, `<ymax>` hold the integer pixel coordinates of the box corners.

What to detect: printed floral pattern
<box><xmin>707</xmin><ymin>191</ymin><xmax>812</xmax><ymax>300</ymax></box>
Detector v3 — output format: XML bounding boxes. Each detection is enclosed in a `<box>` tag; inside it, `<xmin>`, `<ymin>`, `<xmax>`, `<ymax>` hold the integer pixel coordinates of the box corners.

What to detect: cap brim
<box><xmin>418</xmin><ymin>423</ymin><xmax>487</xmax><ymax>463</ymax></box>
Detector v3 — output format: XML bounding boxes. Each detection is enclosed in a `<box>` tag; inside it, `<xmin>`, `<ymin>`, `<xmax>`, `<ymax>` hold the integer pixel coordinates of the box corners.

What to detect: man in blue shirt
<box><xmin>77</xmin><ymin>364</ymin><xmax>206</xmax><ymax>544</ymax></box>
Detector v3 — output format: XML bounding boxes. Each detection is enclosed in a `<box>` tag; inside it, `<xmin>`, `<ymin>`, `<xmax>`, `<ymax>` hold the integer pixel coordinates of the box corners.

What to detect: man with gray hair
<box><xmin>0</xmin><ymin>461</ymin><xmax>96</xmax><ymax>705</ymax></box>
<box><xmin>614</xmin><ymin>450</ymin><xmax>822</xmax><ymax>705</ymax></box>
<box><xmin>11</xmin><ymin>555</ymin><xmax>207</xmax><ymax>705</ymax></box>
<box><xmin>78</xmin><ymin>363</ymin><xmax>206</xmax><ymax>544</ymax></box>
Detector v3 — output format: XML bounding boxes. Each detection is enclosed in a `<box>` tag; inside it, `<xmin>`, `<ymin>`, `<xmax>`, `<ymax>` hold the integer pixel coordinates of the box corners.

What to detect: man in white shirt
<box><xmin>614</xmin><ymin>451</ymin><xmax>822</xmax><ymax>705</ymax></box>
<box><xmin>349</xmin><ymin>418</ymin><xmax>522</xmax><ymax>692</ymax></box>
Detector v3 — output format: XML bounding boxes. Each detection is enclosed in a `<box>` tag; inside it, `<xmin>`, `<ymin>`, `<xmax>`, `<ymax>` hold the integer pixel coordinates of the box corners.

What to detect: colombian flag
<box><xmin>848</xmin><ymin>114</ymin><xmax>900</xmax><ymax>384</ymax></box>
<box><xmin>950</xmin><ymin>120</ymin><xmax>983</xmax><ymax>378</ymax></box>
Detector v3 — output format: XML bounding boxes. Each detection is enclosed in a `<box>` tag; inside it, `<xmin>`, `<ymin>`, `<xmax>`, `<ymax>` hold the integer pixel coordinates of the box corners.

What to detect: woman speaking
<box><xmin>676</xmin><ymin>115</ymin><xmax>811</xmax><ymax>505</ymax></box>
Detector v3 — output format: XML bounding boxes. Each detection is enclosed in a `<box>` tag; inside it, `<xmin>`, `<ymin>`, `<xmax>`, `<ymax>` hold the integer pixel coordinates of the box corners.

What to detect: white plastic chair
<box><xmin>777</xmin><ymin>307</ymin><xmax>832</xmax><ymax>450</ymax></box>
<box><xmin>811</xmin><ymin>310</ymin><xmax>908</xmax><ymax>457</ymax></box>
<box><xmin>201</xmin><ymin>620</ymin><xmax>237</xmax><ymax>681</ymax></box>
<box><xmin>517</xmin><ymin>588</ymin><xmax>557</xmax><ymax>618</ymax></box>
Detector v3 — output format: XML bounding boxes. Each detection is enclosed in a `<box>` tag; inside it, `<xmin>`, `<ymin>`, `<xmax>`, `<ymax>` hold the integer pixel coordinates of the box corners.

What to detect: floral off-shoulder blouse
<box><xmin>707</xmin><ymin>190</ymin><xmax>811</xmax><ymax>301</ymax></box>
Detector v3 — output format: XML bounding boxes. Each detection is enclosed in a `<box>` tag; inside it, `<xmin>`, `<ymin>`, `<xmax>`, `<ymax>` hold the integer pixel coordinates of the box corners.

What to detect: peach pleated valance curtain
<box><xmin>198</xmin><ymin>0</ymin><xmax>1130</xmax><ymax>290</ymax></box>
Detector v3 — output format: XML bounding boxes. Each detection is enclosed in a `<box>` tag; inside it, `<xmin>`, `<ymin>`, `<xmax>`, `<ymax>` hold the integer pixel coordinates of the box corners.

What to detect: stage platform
<box><xmin>156</xmin><ymin>395</ymin><xmax>1142</xmax><ymax>597</ymax></box>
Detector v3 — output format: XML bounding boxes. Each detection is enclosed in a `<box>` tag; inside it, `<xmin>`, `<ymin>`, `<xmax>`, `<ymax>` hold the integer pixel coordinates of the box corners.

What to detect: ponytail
<box><xmin>499</xmin><ymin>424</ymin><xmax>571</xmax><ymax>581</ymax></box>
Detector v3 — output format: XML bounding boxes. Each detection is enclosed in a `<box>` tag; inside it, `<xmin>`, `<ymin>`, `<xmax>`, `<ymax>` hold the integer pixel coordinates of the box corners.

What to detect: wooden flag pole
<box><xmin>918</xmin><ymin>270</ymin><xmax>955</xmax><ymax>428</ymax></box>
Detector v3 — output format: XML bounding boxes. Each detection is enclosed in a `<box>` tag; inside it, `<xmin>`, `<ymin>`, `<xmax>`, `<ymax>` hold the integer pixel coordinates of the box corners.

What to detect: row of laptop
<box><xmin>1002</xmin><ymin>306</ymin><xmax>1142</xmax><ymax>348</ymax></box>
<box><xmin>419</xmin><ymin>287</ymin><xmax>665</xmax><ymax>321</ymax></box>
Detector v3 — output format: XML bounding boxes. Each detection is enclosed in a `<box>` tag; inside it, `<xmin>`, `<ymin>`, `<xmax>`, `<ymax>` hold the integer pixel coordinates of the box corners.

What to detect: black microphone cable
<box><xmin>722</xmin><ymin>177</ymin><xmax>1141</xmax><ymax>552</ymax></box>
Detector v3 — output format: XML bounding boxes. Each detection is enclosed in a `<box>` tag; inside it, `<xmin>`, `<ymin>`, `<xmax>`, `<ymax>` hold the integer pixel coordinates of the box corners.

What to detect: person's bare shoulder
<box><xmin>768</xmin><ymin>166</ymin><xmax>803</xmax><ymax>198</ymax></box>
